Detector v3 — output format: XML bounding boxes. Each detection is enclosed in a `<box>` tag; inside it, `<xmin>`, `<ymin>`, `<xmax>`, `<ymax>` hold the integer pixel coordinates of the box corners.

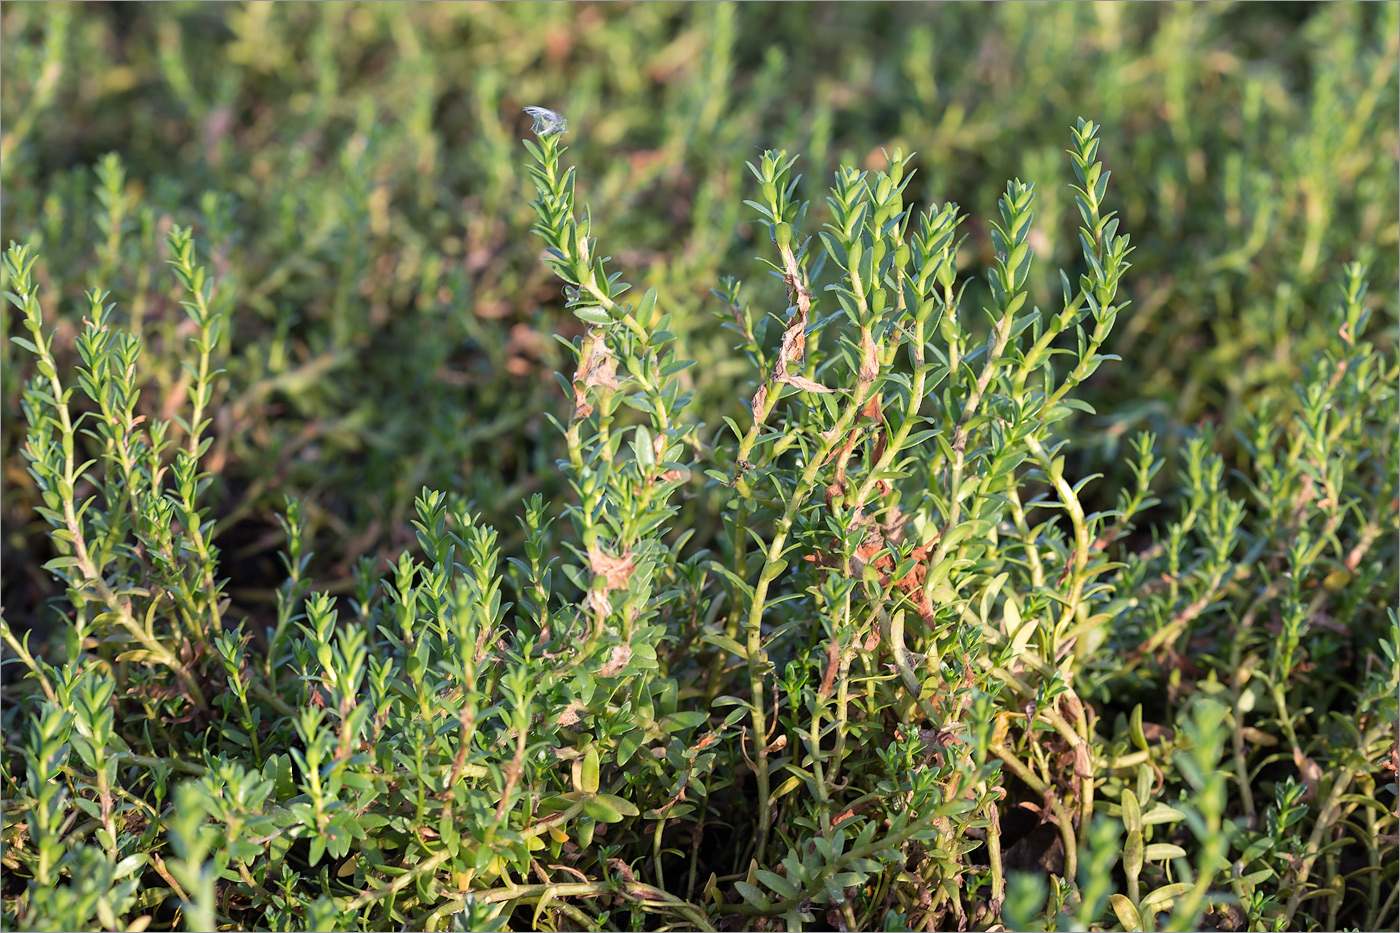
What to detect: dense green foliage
<box><xmin>2</xmin><ymin>4</ymin><xmax>1396</xmax><ymax>932</ymax></box>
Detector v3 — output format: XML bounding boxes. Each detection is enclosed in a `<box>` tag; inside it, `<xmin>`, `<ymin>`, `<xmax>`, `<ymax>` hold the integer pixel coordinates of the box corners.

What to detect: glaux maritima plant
<box><xmin>1</xmin><ymin>109</ymin><xmax>1394</xmax><ymax>932</ymax></box>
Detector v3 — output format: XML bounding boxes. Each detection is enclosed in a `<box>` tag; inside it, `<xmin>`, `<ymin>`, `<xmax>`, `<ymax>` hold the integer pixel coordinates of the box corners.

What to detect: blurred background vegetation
<box><xmin>3</xmin><ymin>1</ymin><xmax>1396</xmax><ymax>639</ymax></box>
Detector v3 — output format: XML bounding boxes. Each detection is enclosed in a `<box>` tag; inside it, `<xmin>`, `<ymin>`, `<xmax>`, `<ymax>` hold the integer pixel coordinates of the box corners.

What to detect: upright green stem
<box><xmin>926</xmin><ymin>306</ymin><xmax>1015</xmax><ymax>574</ymax></box>
<box><xmin>10</xmin><ymin>261</ymin><xmax>207</xmax><ymax>707</ymax></box>
<box><xmin>746</xmin><ymin>378</ymin><xmax>877</xmax><ymax>861</ymax></box>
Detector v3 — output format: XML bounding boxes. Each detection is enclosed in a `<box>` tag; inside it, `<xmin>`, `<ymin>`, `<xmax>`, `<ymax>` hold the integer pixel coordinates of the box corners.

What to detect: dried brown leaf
<box><xmin>779</xmin><ymin>373</ymin><xmax>833</xmax><ymax>394</ymax></box>
<box><xmin>587</xmin><ymin>544</ymin><xmax>635</xmax><ymax>590</ymax></box>
<box><xmin>597</xmin><ymin>643</ymin><xmax>633</xmax><ymax>677</ymax></box>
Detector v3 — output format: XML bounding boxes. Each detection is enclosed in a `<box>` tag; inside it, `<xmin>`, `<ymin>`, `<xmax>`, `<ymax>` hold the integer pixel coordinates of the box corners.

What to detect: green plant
<box><xmin>2</xmin><ymin>7</ymin><xmax>1396</xmax><ymax>930</ymax></box>
<box><xmin>5</xmin><ymin>4</ymin><xmax>1394</xmax><ymax>646</ymax></box>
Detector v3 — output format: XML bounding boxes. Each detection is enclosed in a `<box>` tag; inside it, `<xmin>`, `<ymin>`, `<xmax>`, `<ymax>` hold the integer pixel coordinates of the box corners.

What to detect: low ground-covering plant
<box><xmin>3</xmin><ymin>3</ymin><xmax>1395</xmax><ymax>644</ymax></box>
<box><xmin>2</xmin><ymin>99</ymin><xmax>1396</xmax><ymax>933</ymax></box>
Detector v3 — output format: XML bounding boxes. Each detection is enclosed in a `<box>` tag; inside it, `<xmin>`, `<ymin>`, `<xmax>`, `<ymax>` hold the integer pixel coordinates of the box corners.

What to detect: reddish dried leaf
<box><xmin>779</xmin><ymin>372</ymin><xmax>832</xmax><ymax>394</ymax></box>
<box><xmin>587</xmin><ymin>544</ymin><xmax>635</xmax><ymax>590</ymax></box>
<box><xmin>597</xmin><ymin>643</ymin><xmax>633</xmax><ymax>677</ymax></box>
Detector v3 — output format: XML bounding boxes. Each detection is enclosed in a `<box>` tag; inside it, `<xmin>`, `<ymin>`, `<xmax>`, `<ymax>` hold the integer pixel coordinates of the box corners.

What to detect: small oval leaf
<box><xmin>1110</xmin><ymin>893</ymin><xmax>1141</xmax><ymax>932</ymax></box>
<box><xmin>581</xmin><ymin>745</ymin><xmax>600</xmax><ymax>795</ymax></box>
